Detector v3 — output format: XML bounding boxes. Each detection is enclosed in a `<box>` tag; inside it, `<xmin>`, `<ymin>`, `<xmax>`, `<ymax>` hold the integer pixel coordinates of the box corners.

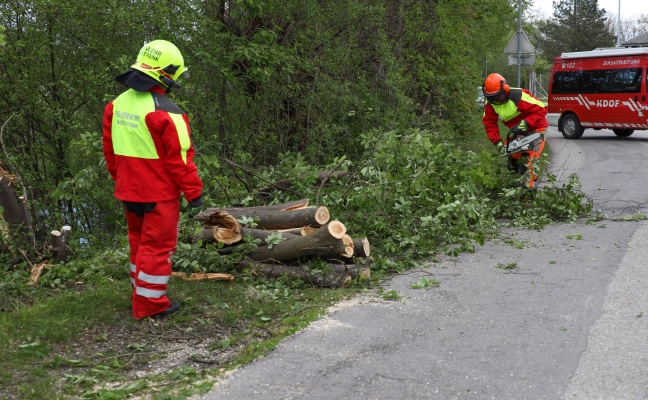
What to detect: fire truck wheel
<box><xmin>560</xmin><ymin>114</ymin><xmax>584</xmax><ymax>139</ymax></box>
<box><xmin>612</xmin><ymin>129</ymin><xmax>634</xmax><ymax>137</ymax></box>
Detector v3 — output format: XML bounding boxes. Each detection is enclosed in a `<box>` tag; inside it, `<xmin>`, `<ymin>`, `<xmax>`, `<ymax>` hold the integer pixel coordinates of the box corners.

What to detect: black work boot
<box><xmin>151</xmin><ymin>301</ymin><xmax>180</xmax><ymax>319</ymax></box>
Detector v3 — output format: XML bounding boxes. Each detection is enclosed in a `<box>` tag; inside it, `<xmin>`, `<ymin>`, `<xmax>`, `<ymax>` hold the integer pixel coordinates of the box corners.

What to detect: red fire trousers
<box><xmin>508</xmin><ymin>128</ymin><xmax>546</xmax><ymax>188</ymax></box>
<box><xmin>124</xmin><ymin>199</ymin><xmax>180</xmax><ymax>319</ymax></box>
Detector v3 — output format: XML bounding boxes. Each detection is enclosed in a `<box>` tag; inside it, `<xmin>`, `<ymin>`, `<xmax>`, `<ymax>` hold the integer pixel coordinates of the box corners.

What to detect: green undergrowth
<box><xmin>0</xmin><ymin>124</ymin><xmax>593</xmax><ymax>399</ymax></box>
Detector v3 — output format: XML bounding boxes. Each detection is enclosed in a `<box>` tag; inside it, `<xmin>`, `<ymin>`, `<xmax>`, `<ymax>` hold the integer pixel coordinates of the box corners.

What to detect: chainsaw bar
<box><xmin>501</xmin><ymin>132</ymin><xmax>542</xmax><ymax>157</ymax></box>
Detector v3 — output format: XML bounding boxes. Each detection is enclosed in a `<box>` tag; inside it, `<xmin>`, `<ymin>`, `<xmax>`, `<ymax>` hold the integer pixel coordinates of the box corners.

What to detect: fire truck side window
<box><xmin>599</xmin><ymin>68</ymin><xmax>642</xmax><ymax>93</ymax></box>
<box><xmin>552</xmin><ymin>70</ymin><xmax>598</xmax><ymax>94</ymax></box>
<box><xmin>552</xmin><ymin>68</ymin><xmax>642</xmax><ymax>94</ymax></box>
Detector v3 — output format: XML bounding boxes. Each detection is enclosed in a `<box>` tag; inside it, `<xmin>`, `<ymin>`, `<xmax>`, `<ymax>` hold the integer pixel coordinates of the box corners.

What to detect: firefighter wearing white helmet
<box><xmin>102</xmin><ymin>40</ymin><xmax>203</xmax><ymax>319</ymax></box>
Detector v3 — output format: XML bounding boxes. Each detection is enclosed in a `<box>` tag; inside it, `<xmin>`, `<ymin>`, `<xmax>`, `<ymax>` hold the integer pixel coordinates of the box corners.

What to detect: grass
<box><xmin>0</xmin><ymin>272</ymin><xmax>362</xmax><ymax>399</ymax></box>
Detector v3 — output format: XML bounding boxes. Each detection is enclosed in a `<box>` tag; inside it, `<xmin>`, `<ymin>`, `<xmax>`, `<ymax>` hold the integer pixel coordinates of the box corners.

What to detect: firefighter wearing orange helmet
<box><xmin>102</xmin><ymin>40</ymin><xmax>203</xmax><ymax>319</ymax></box>
<box><xmin>482</xmin><ymin>73</ymin><xmax>548</xmax><ymax>188</ymax></box>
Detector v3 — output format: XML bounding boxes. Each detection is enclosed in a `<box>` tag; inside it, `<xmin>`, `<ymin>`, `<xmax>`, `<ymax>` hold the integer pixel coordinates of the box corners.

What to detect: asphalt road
<box><xmin>203</xmin><ymin>127</ymin><xmax>648</xmax><ymax>400</ymax></box>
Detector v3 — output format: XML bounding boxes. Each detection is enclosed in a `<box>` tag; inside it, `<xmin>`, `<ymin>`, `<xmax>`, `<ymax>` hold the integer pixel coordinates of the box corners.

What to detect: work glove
<box><xmin>187</xmin><ymin>195</ymin><xmax>204</xmax><ymax>218</ymax></box>
<box><xmin>495</xmin><ymin>140</ymin><xmax>506</xmax><ymax>155</ymax></box>
<box><xmin>188</xmin><ymin>195</ymin><xmax>203</xmax><ymax>208</ymax></box>
<box><xmin>514</xmin><ymin>120</ymin><xmax>528</xmax><ymax>132</ymax></box>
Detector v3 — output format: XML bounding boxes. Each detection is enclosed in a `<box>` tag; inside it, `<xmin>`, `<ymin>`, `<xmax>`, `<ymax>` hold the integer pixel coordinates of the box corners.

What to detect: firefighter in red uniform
<box><xmin>102</xmin><ymin>40</ymin><xmax>203</xmax><ymax>319</ymax></box>
<box><xmin>482</xmin><ymin>73</ymin><xmax>548</xmax><ymax>188</ymax></box>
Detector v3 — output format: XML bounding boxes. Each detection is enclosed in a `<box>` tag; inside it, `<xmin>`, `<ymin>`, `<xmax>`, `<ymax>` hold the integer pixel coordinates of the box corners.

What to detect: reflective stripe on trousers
<box><xmin>124</xmin><ymin>199</ymin><xmax>180</xmax><ymax>319</ymax></box>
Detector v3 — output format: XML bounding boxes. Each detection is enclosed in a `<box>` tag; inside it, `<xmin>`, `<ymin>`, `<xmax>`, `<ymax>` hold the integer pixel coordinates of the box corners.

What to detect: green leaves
<box><xmin>17</xmin><ymin>341</ymin><xmax>49</xmax><ymax>358</ymax></box>
<box><xmin>265</xmin><ymin>232</ymin><xmax>287</xmax><ymax>249</ymax></box>
<box><xmin>382</xmin><ymin>290</ymin><xmax>401</xmax><ymax>301</ymax></box>
<box><xmin>411</xmin><ymin>276</ymin><xmax>440</xmax><ymax>289</ymax></box>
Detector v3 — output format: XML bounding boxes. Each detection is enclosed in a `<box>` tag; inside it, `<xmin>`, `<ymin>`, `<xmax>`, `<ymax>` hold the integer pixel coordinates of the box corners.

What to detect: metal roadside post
<box><xmin>504</xmin><ymin>0</ymin><xmax>535</xmax><ymax>88</ymax></box>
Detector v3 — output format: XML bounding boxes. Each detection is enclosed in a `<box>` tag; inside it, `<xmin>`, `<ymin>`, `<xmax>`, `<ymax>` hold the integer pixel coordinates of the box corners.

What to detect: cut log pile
<box><xmin>193</xmin><ymin>199</ymin><xmax>371</xmax><ymax>287</ymax></box>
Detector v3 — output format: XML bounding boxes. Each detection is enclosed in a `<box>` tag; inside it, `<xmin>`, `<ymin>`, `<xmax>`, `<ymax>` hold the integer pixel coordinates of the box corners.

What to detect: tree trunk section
<box><xmin>195</xmin><ymin>206</ymin><xmax>328</xmax><ymax>230</ymax></box>
<box><xmin>352</xmin><ymin>237</ymin><xmax>371</xmax><ymax>257</ymax></box>
<box><xmin>246</xmin><ymin>221</ymin><xmax>351</xmax><ymax>263</ymax></box>
<box><xmin>240</xmin><ymin>228</ymin><xmax>301</xmax><ymax>243</ymax></box>
<box><xmin>238</xmin><ymin>258</ymin><xmax>352</xmax><ymax>287</ymax></box>
<box><xmin>194</xmin><ymin>211</ymin><xmax>242</xmax><ymax>244</ymax></box>
<box><xmin>216</xmin><ymin>206</ymin><xmax>330</xmax><ymax>230</ymax></box>
<box><xmin>0</xmin><ymin>167</ymin><xmax>35</xmax><ymax>249</ymax></box>
<box><xmin>50</xmin><ymin>229</ymin><xmax>71</xmax><ymax>262</ymax></box>
<box><xmin>200</xmin><ymin>227</ymin><xmax>301</xmax><ymax>245</ymax></box>
<box><xmin>302</xmin><ymin>261</ymin><xmax>371</xmax><ymax>279</ymax></box>
<box><xmin>279</xmin><ymin>226</ymin><xmax>317</xmax><ymax>236</ymax></box>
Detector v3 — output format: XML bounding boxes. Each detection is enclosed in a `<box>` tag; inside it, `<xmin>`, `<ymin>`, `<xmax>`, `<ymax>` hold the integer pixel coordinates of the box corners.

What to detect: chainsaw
<box><xmin>501</xmin><ymin>132</ymin><xmax>542</xmax><ymax>157</ymax></box>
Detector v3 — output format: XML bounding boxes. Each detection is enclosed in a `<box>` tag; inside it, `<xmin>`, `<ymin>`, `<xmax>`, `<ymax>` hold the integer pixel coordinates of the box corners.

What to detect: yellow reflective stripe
<box><xmin>521</xmin><ymin>92</ymin><xmax>546</xmax><ymax>108</ymax></box>
<box><xmin>112</xmin><ymin>90</ymin><xmax>159</xmax><ymax>159</ymax></box>
<box><xmin>169</xmin><ymin>113</ymin><xmax>190</xmax><ymax>164</ymax></box>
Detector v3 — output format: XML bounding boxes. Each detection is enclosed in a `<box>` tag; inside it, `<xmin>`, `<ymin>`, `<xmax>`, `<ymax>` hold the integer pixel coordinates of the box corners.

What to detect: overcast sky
<box><xmin>532</xmin><ymin>0</ymin><xmax>647</xmax><ymax>19</ymax></box>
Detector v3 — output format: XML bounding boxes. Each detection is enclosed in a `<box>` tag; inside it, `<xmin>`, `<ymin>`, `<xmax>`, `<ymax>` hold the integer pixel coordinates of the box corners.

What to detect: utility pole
<box><xmin>517</xmin><ymin>0</ymin><xmax>522</xmax><ymax>86</ymax></box>
<box><xmin>504</xmin><ymin>0</ymin><xmax>534</xmax><ymax>82</ymax></box>
<box><xmin>616</xmin><ymin>0</ymin><xmax>621</xmax><ymax>47</ymax></box>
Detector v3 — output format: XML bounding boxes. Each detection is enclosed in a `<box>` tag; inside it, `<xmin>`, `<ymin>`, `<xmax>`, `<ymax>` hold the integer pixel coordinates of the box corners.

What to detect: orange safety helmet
<box><xmin>482</xmin><ymin>73</ymin><xmax>510</xmax><ymax>104</ymax></box>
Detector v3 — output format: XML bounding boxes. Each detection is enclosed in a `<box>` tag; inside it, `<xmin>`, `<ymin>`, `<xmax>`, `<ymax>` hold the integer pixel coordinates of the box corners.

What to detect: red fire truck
<box><xmin>548</xmin><ymin>47</ymin><xmax>648</xmax><ymax>139</ymax></box>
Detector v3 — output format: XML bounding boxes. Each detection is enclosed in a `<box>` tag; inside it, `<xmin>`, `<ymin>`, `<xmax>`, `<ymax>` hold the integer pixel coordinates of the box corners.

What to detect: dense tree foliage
<box><xmin>0</xmin><ymin>0</ymin><xmax>517</xmax><ymax>246</ymax></box>
<box><xmin>537</xmin><ymin>0</ymin><xmax>615</xmax><ymax>62</ymax></box>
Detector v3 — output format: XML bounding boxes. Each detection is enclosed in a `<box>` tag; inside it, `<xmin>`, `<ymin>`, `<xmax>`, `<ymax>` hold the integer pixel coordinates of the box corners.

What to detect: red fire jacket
<box><xmin>102</xmin><ymin>85</ymin><xmax>202</xmax><ymax>203</ymax></box>
<box><xmin>482</xmin><ymin>88</ymin><xmax>548</xmax><ymax>144</ymax></box>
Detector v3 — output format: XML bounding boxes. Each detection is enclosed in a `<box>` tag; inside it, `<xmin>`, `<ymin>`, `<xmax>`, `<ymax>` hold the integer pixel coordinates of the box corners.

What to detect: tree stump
<box><xmin>0</xmin><ymin>163</ymin><xmax>34</xmax><ymax>249</ymax></box>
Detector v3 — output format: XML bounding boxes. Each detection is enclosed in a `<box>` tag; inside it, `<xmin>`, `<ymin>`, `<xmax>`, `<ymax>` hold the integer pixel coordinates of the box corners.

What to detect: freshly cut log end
<box><xmin>196</xmin><ymin>211</ymin><xmax>242</xmax><ymax>244</ymax></box>
<box><xmin>50</xmin><ymin>230</ymin><xmax>70</xmax><ymax>262</ymax></box>
<box><xmin>352</xmin><ymin>237</ymin><xmax>371</xmax><ymax>257</ymax></box>
<box><xmin>341</xmin><ymin>235</ymin><xmax>354</xmax><ymax>259</ymax></box>
<box><xmin>341</xmin><ymin>234</ymin><xmax>354</xmax><ymax>247</ymax></box>
<box><xmin>342</xmin><ymin>246</ymin><xmax>354</xmax><ymax>258</ymax></box>
<box><xmin>327</xmin><ymin>221</ymin><xmax>346</xmax><ymax>239</ymax></box>
<box><xmin>214</xmin><ymin>228</ymin><xmax>242</xmax><ymax>245</ymax></box>
<box><xmin>315</xmin><ymin>206</ymin><xmax>330</xmax><ymax>225</ymax></box>
<box><xmin>200</xmin><ymin>226</ymin><xmax>243</xmax><ymax>245</ymax></box>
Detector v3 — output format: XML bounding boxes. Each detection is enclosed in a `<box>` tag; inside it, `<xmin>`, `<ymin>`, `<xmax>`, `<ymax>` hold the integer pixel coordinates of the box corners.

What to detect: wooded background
<box><xmin>0</xmin><ymin>0</ymin><xmax>640</xmax><ymax>252</ymax></box>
